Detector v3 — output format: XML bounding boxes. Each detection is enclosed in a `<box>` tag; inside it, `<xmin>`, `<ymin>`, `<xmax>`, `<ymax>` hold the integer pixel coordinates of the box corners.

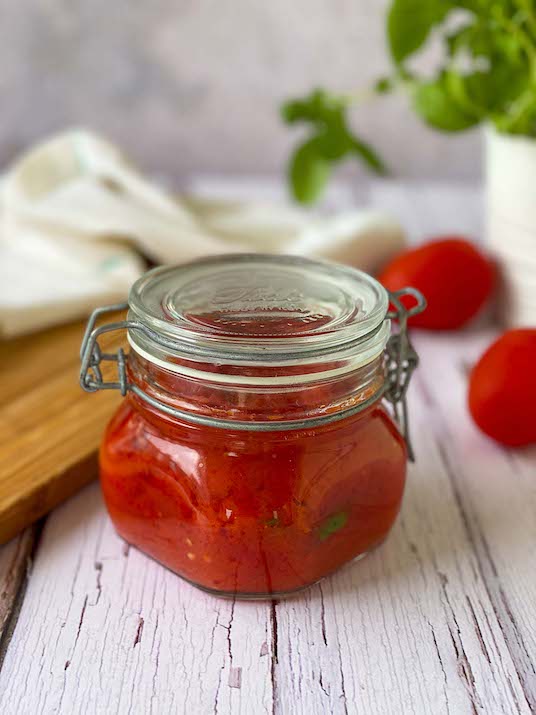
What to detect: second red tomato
<box><xmin>378</xmin><ymin>237</ymin><xmax>495</xmax><ymax>330</ymax></box>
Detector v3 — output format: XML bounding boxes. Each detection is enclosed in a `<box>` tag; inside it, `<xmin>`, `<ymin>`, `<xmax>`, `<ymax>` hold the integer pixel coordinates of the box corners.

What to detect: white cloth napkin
<box><xmin>0</xmin><ymin>130</ymin><xmax>406</xmax><ymax>337</ymax></box>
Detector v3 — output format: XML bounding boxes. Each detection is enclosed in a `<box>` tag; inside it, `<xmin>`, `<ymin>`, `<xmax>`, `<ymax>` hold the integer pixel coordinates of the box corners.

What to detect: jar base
<box><xmin>149</xmin><ymin>548</ymin><xmax>373</xmax><ymax>601</ymax></box>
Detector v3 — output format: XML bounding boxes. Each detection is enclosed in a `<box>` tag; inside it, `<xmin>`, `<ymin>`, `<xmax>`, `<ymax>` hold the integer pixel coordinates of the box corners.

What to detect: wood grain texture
<box><xmin>0</xmin><ymin>181</ymin><xmax>534</xmax><ymax>715</ymax></box>
<box><xmin>0</xmin><ymin>528</ymin><xmax>38</xmax><ymax>644</ymax></box>
<box><xmin>415</xmin><ymin>331</ymin><xmax>536</xmax><ymax>711</ymax></box>
<box><xmin>0</xmin><ymin>313</ymin><xmax>126</xmax><ymax>544</ymax></box>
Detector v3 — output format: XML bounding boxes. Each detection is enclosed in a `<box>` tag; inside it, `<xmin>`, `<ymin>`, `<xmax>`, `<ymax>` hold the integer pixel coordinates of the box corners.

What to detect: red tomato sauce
<box><xmin>100</xmin><ymin>356</ymin><xmax>407</xmax><ymax>596</ymax></box>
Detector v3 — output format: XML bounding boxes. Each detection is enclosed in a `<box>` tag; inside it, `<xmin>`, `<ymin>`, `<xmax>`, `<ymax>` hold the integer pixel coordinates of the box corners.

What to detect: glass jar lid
<box><xmin>127</xmin><ymin>254</ymin><xmax>390</xmax><ymax>370</ymax></box>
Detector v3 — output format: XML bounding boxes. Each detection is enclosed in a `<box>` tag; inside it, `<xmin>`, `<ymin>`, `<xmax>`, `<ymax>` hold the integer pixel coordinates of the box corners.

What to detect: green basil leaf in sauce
<box><xmin>265</xmin><ymin>516</ymin><xmax>280</xmax><ymax>527</ymax></box>
<box><xmin>318</xmin><ymin>512</ymin><xmax>348</xmax><ymax>541</ymax></box>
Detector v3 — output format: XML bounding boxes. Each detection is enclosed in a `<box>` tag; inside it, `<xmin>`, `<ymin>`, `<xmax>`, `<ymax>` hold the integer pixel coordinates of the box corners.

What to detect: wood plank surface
<box><xmin>0</xmin><ymin>528</ymin><xmax>38</xmax><ymax>643</ymax></box>
<box><xmin>0</xmin><ymin>180</ymin><xmax>534</xmax><ymax>715</ymax></box>
<box><xmin>0</xmin><ymin>313</ymin><xmax>127</xmax><ymax>544</ymax></box>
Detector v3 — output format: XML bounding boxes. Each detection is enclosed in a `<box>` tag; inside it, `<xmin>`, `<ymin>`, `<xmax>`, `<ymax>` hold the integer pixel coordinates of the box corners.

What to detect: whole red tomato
<box><xmin>379</xmin><ymin>237</ymin><xmax>495</xmax><ymax>329</ymax></box>
<box><xmin>468</xmin><ymin>329</ymin><xmax>536</xmax><ymax>447</ymax></box>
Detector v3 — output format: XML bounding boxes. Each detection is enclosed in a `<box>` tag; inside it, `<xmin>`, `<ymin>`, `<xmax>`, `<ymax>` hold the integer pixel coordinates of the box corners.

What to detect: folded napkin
<box><xmin>0</xmin><ymin>130</ymin><xmax>406</xmax><ymax>337</ymax></box>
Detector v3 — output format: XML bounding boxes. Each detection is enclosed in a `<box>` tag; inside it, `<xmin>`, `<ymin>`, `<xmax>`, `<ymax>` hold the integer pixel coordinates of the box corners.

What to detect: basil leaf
<box><xmin>374</xmin><ymin>77</ymin><xmax>394</xmax><ymax>94</ymax></box>
<box><xmin>282</xmin><ymin>89</ymin><xmax>333</xmax><ymax>124</ymax></box>
<box><xmin>264</xmin><ymin>515</ymin><xmax>280</xmax><ymax>527</ymax></box>
<box><xmin>316</xmin><ymin>116</ymin><xmax>354</xmax><ymax>161</ymax></box>
<box><xmin>446</xmin><ymin>22</ymin><xmax>493</xmax><ymax>59</ymax></box>
<box><xmin>475</xmin><ymin>63</ymin><xmax>530</xmax><ymax>113</ymax></box>
<box><xmin>388</xmin><ymin>0</ymin><xmax>451</xmax><ymax>64</ymax></box>
<box><xmin>350</xmin><ymin>136</ymin><xmax>387</xmax><ymax>174</ymax></box>
<box><xmin>283</xmin><ymin>88</ymin><xmax>387</xmax><ymax>203</ymax></box>
<box><xmin>412</xmin><ymin>77</ymin><xmax>479</xmax><ymax>131</ymax></box>
<box><xmin>318</xmin><ymin>512</ymin><xmax>348</xmax><ymax>541</ymax></box>
<box><xmin>289</xmin><ymin>138</ymin><xmax>331</xmax><ymax>204</ymax></box>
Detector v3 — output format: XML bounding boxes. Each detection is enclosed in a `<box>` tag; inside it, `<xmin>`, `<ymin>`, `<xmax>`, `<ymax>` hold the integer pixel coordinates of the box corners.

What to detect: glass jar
<box><xmin>80</xmin><ymin>254</ymin><xmax>425</xmax><ymax>598</ymax></box>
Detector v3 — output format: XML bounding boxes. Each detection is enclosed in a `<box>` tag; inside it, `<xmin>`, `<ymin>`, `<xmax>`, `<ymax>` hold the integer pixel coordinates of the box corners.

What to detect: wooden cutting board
<box><xmin>0</xmin><ymin>313</ymin><xmax>127</xmax><ymax>544</ymax></box>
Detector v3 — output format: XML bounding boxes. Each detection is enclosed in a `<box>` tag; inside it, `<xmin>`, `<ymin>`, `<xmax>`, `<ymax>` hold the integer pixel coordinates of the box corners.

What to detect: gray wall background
<box><xmin>0</xmin><ymin>0</ymin><xmax>481</xmax><ymax>183</ymax></box>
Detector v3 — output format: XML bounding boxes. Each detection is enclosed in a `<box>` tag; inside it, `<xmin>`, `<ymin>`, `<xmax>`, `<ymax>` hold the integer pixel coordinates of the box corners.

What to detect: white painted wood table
<box><xmin>1</xmin><ymin>180</ymin><xmax>535</xmax><ymax>715</ymax></box>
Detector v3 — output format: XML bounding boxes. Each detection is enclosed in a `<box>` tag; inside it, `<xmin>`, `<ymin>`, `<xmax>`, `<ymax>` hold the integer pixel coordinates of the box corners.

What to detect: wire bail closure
<box><xmin>80</xmin><ymin>289</ymin><xmax>426</xmax><ymax>459</ymax></box>
<box><xmin>384</xmin><ymin>288</ymin><xmax>426</xmax><ymax>461</ymax></box>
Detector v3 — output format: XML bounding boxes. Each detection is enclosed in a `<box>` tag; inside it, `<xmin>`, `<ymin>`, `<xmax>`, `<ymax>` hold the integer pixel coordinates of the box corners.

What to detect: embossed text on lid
<box><xmin>129</xmin><ymin>254</ymin><xmax>388</xmax><ymax>354</ymax></box>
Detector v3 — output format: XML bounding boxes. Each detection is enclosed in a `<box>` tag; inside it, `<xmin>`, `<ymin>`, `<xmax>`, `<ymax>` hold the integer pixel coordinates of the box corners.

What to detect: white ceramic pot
<box><xmin>485</xmin><ymin>126</ymin><xmax>536</xmax><ymax>327</ymax></box>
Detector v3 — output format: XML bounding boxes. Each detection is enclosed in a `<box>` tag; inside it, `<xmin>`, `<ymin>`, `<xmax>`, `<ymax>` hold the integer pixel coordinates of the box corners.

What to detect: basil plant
<box><xmin>282</xmin><ymin>0</ymin><xmax>536</xmax><ymax>203</ymax></box>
